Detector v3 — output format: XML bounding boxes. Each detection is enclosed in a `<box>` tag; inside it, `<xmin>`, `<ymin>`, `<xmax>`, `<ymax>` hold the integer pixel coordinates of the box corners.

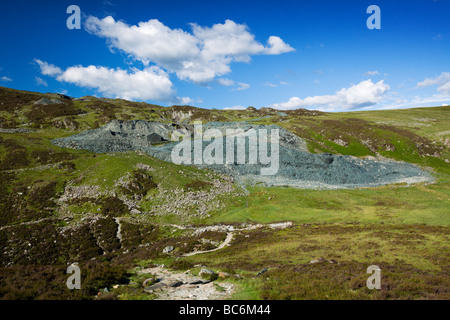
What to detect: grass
<box><xmin>206</xmin><ymin>175</ymin><xmax>449</xmax><ymax>226</ymax></box>
<box><xmin>178</xmin><ymin>223</ymin><xmax>449</xmax><ymax>299</ymax></box>
<box><xmin>0</xmin><ymin>87</ymin><xmax>448</xmax><ymax>299</ymax></box>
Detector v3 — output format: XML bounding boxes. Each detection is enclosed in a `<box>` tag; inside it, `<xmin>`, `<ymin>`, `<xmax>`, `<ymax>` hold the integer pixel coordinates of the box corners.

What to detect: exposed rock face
<box><xmin>34</xmin><ymin>97</ymin><xmax>63</xmax><ymax>105</ymax></box>
<box><xmin>52</xmin><ymin>120</ymin><xmax>434</xmax><ymax>190</ymax></box>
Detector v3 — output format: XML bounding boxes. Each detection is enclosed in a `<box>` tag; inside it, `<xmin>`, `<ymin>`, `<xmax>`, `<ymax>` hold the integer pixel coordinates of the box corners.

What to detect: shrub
<box><xmin>120</xmin><ymin>169</ymin><xmax>157</xmax><ymax>199</ymax></box>
<box><xmin>100</xmin><ymin>197</ymin><xmax>129</xmax><ymax>217</ymax></box>
<box><xmin>184</xmin><ymin>180</ymin><xmax>212</xmax><ymax>191</ymax></box>
<box><xmin>169</xmin><ymin>260</ymin><xmax>194</xmax><ymax>271</ymax></box>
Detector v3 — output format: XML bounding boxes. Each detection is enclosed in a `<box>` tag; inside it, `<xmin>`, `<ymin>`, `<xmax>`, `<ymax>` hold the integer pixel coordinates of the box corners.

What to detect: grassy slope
<box><xmin>0</xmin><ymin>86</ymin><xmax>448</xmax><ymax>300</ymax></box>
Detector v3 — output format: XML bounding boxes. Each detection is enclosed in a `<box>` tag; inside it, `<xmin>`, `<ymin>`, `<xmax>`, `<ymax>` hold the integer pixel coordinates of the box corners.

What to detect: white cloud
<box><xmin>34</xmin><ymin>59</ymin><xmax>62</xmax><ymax>76</ymax></box>
<box><xmin>416</xmin><ymin>72</ymin><xmax>450</xmax><ymax>94</ymax></box>
<box><xmin>224</xmin><ymin>105</ymin><xmax>246</xmax><ymax>110</ymax></box>
<box><xmin>373</xmin><ymin>94</ymin><xmax>450</xmax><ymax>110</ymax></box>
<box><xmin>217</xmin><ymin>78</ymin><xmax>249</xmax><ymax>91</ymax></box>
<box><xmin>217</xmin><ymin>78</ymin><xmax>234</xmax><ymax>86</ymax></box>
<box><xmin>234</xmin><ymin>82</ymin><xmax>250</xmax><ymax>91</ymax></box>
<box><xmin>54</xmin><ymin>64</ymin><xmax>178</xmax><ymax>102</ymax></box>
<box><xmin>264</xmin><ymin>36</ymin><xmax>295</xmax><ymax>55</ymax></box>
<box><xmin>85</xmin><ymin>16</ymin><xmax>294</xmax><ymax>83</ymax></box>
<box><xmin>437</xmin><ymin>81</ymin><xmax>450</xmax><ymax>95</ymax></box>
<box><xmin>177</xmin><ymin>96</ymin><xmax>193</xmax><ymax>105</ymax></box>
<box><xmin>264</xmin><ymin>82</ymin><xmax>277</xmax><ymax>87</ymax></box>
<box><xmin>364</xmin><ymin>70</ymin><xmax>380</xmax><ymax>77</ymax></box>
<box><xmin>270</xmin><ymin>79</ymin><xmax>390</xmax><ymax>111</ymax></box>
<box><xmin>35</xmin><ymin>77</ymin><xmax>48</xmax><ymax>86</ymax></box>
<box><xmin>0</xmin><ymin>76</ymin><xmax>12</xmax><ymax>82</ymax></box>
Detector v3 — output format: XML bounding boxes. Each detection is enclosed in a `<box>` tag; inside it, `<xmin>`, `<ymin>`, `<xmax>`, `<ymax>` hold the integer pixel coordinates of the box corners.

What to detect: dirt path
<box><xmin>0</xmin><ymin>217</ymin><xmax>54</xmax><ymax>231</ymax></box>
<box><xmin>182</xmin><ymin>232</ymin><xmax>234</xmax><ymax>257</ymax></box>
<box><xmin>169</xmin><ymin>221</ymin><xmax>293</xmax><ymax>257</ymax></box>
<box><xmin>138</xmin><ymin>265</ymin><xmax>234</xmax><ymax>300</ymax></box>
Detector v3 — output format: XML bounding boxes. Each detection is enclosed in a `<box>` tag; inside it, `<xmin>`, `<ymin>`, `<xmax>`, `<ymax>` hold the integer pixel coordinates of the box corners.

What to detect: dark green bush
<box><xmin>100</xmin><ymin>197</ymin><xmax>129</xmax><ymax>217</ymax></box>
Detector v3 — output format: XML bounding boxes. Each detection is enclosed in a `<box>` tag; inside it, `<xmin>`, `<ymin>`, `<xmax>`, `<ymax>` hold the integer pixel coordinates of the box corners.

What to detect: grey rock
<box><xmin>34</xmin><ymin>97</ymin><xmax>63</xmax><ymax>105</ymax></box>
<box><xmin>188</xmin><ymin>279</ymin><xmax>210</xmax><ymax>285</ymax></box>
<box><xmin>310</xmin><ymin>257</ymin><xmax>327</xmax><ymax>264</ymax></box>
<box><xmin>163</xmin><ymin>246</ymin><xmax>174</xmax><ymax>254</ymax></box>
<box><xmin>144</xmin><ymin>282</ymin><xmax>167</xmax><ymax>292</ymax></box>
<box><xmin>142</xmin><ymin>278</ymin><xmax>156</xmax><ymax>287</ymax></box>
<box><xmin>198</xmin><ymin>268</ymin><xmax>216</xmax><ymax>276</ymax></box>
<box><xmin>168</xmin><ymin>280</ymin><xmax>184</xmax><ymax>288</ymax></box>
<box><xmin>256</xmin><ymin>268</ymin><xmax>268</xmax><ymax>276</ymax></box>
<box><xmin>51</xmin><ymin>120</ymin><xmax>433</xmax><ymax>190</ymax></box>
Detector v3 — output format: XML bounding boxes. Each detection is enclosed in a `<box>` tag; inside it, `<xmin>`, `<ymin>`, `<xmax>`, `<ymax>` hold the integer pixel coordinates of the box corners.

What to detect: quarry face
<box><xmin>52</xmin><ymin>120</ymin><xmax>434</xmax><ymax>190</ymax></box>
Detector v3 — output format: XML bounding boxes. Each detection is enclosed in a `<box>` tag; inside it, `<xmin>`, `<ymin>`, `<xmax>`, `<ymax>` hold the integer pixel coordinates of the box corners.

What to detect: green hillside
<box><xmin>0</xmin><ymin>86</ymin><xmax>448</xmax><ymax>300</ymax></box>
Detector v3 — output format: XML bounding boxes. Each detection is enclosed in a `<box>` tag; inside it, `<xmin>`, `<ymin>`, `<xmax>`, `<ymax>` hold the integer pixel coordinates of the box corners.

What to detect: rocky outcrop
<box><xmin>52</xmin><ymin>120</ymin><xmax>434</xmax><ymax>190</ymax></box>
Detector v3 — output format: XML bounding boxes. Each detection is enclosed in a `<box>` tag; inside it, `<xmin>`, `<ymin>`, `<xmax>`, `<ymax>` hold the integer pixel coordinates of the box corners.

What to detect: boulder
<box><xmin>199</xmin><ymin>268</ymin><xmax>216</xmax><ymax>276</ymax></box>
<box><xmin>163</xmin><ymin>246</ymin><xmax>174</xmax><ymax>254</ymax></box>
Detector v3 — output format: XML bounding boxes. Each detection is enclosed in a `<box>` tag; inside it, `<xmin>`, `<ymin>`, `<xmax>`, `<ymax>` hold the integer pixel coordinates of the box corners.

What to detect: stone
<box><xmin>198</xmin><ymin>268</ymin><xmax>215</xmax><ymax>276</ymax></box>
<box><xmin>168</xmin><ymin>280</ymin><xmax>184</xmax><ymax>288</ymax></box>
<box><xmin>256</xmin><ymin>268</ymin><xmax>268</xmax><ymax>276</ymax></box>
<box><xmin>144</xmin><ymin>282</ymin><xmax>167</xmax><ymax>292</ymax></box>
<box><xmin>218</xmin><ymin>272</ymin><xmax>232</xmax><ymax>278</ymax></box>
<box><xmin>310</xmin><ymin>257</ymin><xmax>327</xmax><ymax>264</ymax></box>
<box><xmin>163</xmin><ymin>246</ymin><xmax>174</xmax><ymax>254</ymax></box>
<box><xmin>142</xmin><ymin>277</ymin><xmax>156</xmax><ymax>287</ymax></box>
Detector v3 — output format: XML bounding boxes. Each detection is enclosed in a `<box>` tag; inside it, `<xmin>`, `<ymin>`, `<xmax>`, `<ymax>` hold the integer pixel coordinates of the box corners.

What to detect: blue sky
<box><xmin>0</xmin><ymin>0</ymin><xmax>449</xmax><ymax>111</ymax></box>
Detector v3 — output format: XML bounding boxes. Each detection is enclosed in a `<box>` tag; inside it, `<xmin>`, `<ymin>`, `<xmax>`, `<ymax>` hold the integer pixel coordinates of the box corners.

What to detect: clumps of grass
<box><xmin>25</xmin><ymin>103</ymin><xmax>84</xmax><ymax>126</ymax></box>
<box><xmin>0</xmin><ymin>88</ymin><xmax>39</xmax><ymax>112</ymax></box>
<box><xmin>184</xmin><ymin>180</ymin><xmax>212</xmax><ymax>191</ymax></box>
<box><xmin>62</xmin><ymin>223</ymin><xmax>103</xmax><ymax>261</ymax></box>
<box><xmin>168</xmin><ymin>260</ymin><xmax>194</xmax><ymax>271</ymax></box>
<box><xmin>285</xmin><ymin>108</ymin><xmax>324</xmax><ymax>117</ymax></box>
<box><xmin>258</xmin><ymin>261</ymin><xmax>450</xmax><ymax>300</ymax></box>
<box><xmin>28</xmin><ymin>181</ymin><xmax>58</xmax><ymax>209</ymax></box>
<box><xmin>60</xmin><ymin>161</ymin><xmax>76</xmax><ymax>171</ymax></box>
<box><xmin>0</xmin><ymin>175</ymin><xmax>57</xmax><ymax>225</ymax></box>
<box><xmin>84</xmin><ymin>102</ymin><xmax>118</xmax><ymax>125</ymax></box>
<box><xmin>120</xmin><ymin>169</ymin><xmax>157</xmax><ymax>199</ymax></box>
<box><xmin>31</xmin><ymin>149</ymin><xmax>76</xmax><ymax>165</ymax></box>
<box><xmin>91</xmin><ymin>217</ymin><xmax>121</xmax><ymax>253</ymax></box>
<box><xmin>119</xmin><ymin>221</ymin><xmax>159</xmax><ymax>250</ymax></box>
<box><xmin>82</xmin><ymin>261</ymin><xmax>129</xmax><ymax>296</ymax></box>
<box><xmin>0</xmin><ymin>137</ymin><xmax>30</xmax><ymax>170</ymax></box>
<box><xmin>200</xmin><ymin>272</ymin><xmax>219</xmax><ymax>282</ymax></box>
<box><xmin>0</xmin><ymin>220</ymin><xmax>64</xmax><ymax>266</ymax></box>
<box><xmin>0</xmin><ymin>260</ymin><xmax>129</xmax><ymax>300</ymax></box>
<box><xmin>100</xmin><ymin>197</ymin><xmax>129</xmax><ymax>217</ymax></box>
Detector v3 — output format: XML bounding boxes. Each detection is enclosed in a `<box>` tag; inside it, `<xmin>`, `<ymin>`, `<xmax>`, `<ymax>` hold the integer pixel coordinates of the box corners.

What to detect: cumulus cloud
<box><xmin>416</xmin><ymin>72</ymin><xmax>450</xmax><ymax>94</ymax></box>
<box><xmin>270</xmin><ymin>79</ymin><xmax>390</xmax><ymax>111</ymax></box>
<box><xmin>35</xmin><ymin>59</ymin><xmax>187</xmax><ymax>103</ymax></box>
<box><xmin>55</xmin><ymin>65</ymin><xmax>178</xmax><ymax>102</ymax></box>
<box><xmin>85</xmin><ymin>16</ymin><xmax>294</xmax><ymax>83</ymax></box>
<box><xmin>34</xmin><ymin>59</ymin><xmax>62</xmax><ymax>76</ymax></box>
